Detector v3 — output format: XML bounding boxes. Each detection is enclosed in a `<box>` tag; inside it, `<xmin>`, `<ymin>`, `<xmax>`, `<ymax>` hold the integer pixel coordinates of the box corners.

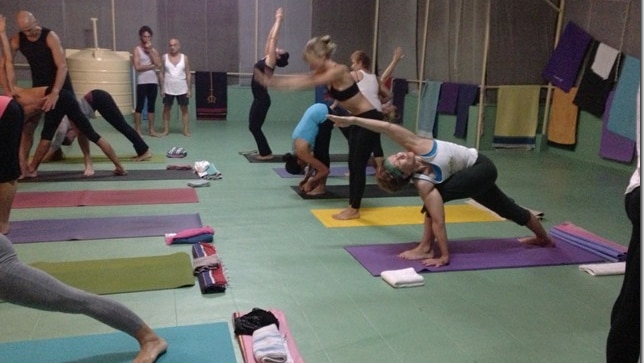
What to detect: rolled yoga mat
<box><xmin>12</xmin><ymin>188</ymin><xmax>199</xmax><ymax>208</ymax></box>
<box><xmin>273</xmin><ymin>165</ymin><xmax>375</xmax><ymax>178</ymax></box>
<box><xmin>291</xmin><ymin>183</ymin><xmax>418</xmax><ymax>199</ymax></box>
<box><xmin>0</xmin><ymin>322</ymin><xmax>236</xmax><ymax>363</ymax></box>
<box><xmin>19</xmin><ymin>169</ymin><xmax>198</xmax><ymax>183</ymax></box>
<box><xmin>244</xmin><ymin>152</ymin><xmax>349</xmax><ymax>163</ymax></box>
<box><xmin>31</xmin><ymin>252</ymin><xmax>195</xmax><ymax>295</ymax></box>
<box><xmin>311</xmin><ymin>204</ymin><xmax>504</xmax><ymax>228</ymax></box>
<box><xmin>345</xmin><ymin>236</ymin><xmax>607</xmax><ymax>276</ymax></box>
<box><xmin>8</xmin><ymin>213</ymin><xmax>203</xmax><ymax>244</ymax></box>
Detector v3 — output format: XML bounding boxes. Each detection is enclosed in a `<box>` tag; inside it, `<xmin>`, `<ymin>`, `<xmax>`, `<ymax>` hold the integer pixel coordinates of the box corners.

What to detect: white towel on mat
<box><xmin>380</xmin><ymin>267</ymin><xmax>425</xmax><ymax>288</ymax></box>
<box><xmin>579</xmin><ymin>262</ymin><xmax>625</xmax><ymax>276</ymax></box>
<box><xmin>252</xmin><ymin>324</ymin><xmax>291</xmax><ymax>363</ymax></box>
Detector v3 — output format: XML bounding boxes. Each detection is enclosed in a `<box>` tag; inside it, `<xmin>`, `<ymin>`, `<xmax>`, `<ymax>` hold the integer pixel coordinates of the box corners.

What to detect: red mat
<box><xmin>12</xmin><ymin>188</ymin><xmax>199</xmax><ymax>208</ymax></box>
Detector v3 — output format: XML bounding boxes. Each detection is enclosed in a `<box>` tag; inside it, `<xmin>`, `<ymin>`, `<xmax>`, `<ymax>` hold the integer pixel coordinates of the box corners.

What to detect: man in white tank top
<box><xmin>159</xmin><ymin>38</ymin><xmax>191</xmax><ymax>136</ymax></box>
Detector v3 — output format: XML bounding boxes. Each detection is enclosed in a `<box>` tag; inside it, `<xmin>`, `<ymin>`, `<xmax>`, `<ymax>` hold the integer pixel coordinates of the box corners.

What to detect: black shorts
<box><xmin>163</xmin><ymin>94</ymin><xmax>189</xmax><ymax>106</ymax></box>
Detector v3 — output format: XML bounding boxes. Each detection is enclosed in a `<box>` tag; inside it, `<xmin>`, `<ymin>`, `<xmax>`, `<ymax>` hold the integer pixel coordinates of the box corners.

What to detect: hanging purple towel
<box><xmin>391</xmin><ymin>78</ymin><xmax>408</xmax><ymax>124</ymax></box>
<box><xmin>437</xmin><ymin>82</ymin><xmax>459</xmax><ymax>114</ymax></box>
<box><xmin>606</xmin><ymin>55</ymin><xmax>640</xmax><ymax>140</ymax></box>
<box><xmin>454</xmin><ymin>84</ymin><xmax>479</xmax><ymax>138</ymax></box>
<box><xmin>542</xmin><ymin>21</ymin><xmax>593</xmax><ymax>92</ymax></box>
<box><xmin>573</xmin><ymin>42</ymin><xmax>617</xmax><ymax>118</ymax></box>
<box><xmin>600</xmin><ymin>92</ymin><xmax>636</xmax><ymax>162</ymax></box>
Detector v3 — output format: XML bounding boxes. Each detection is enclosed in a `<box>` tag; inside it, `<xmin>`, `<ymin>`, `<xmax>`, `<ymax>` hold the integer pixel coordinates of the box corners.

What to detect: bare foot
<box><xmin>398</xmin><ymin>245</ymin><xmax>435</xmax><ymax>260</ymax></box>
<box><xmin>132</xmin><ymin>150</ymin><xmax>153</xmax><ymax>161</ymax></box>
<box><xmin>519</xmin><ymin>235</ymin><xmax>555</xmax><ymax>247</ymax></box>
<box><xmin>113</xmin><ymin>166</ymin><xmax>128</xmax><ymax>176</ymax></box>
<box><xmin>149</xmin><ymin>130</ymin><xmax>163</xmax><ymax>137</ymax></box>
<box><xmin>22</xmin><ymin>168</ymin><xmax>38</xmax><ymax>179</ymax></box>
<box><xmin>183</xmin><ymin>128</ymin><xmax>191</xmax><ymax>137</ymax></box>
<box><xmin>306</xmin><ymin>185</ymin><xmax>326</xmax><ymax>196</ymax></box>
<box><xmin>253</xmin><ymin>154</ymin><xmax>274</xmax><ymax>161</ymax></box>
<box><xmin>133</xmin><ymin>336</ymin><xmax>168</xmax><ymax>363</ymax></box>
<box><xmin>332</xmin><ymin>207</ymin><xmax>360</xmax><ymax>220</ymax></box>
<box><xmin>0</xmin><ymin>223</ymin><xmax>9</xmax><ymax>235</ymax></box>
<box><xmin>421</xmin><ymin>256</ymin><xmax>450</xmax><ymax>267</ymax></box>
<box><xmin>83</xmin><ymin>167</ymin><xmax>95</xmax><ymax>177</ymax></box>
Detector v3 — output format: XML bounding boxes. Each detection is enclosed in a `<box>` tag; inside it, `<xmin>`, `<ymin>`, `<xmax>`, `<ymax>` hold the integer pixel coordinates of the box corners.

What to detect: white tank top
<box><xmin>163</xmin><ymin>54</ymin><xmax>188</xmax><ymax>95</ymax></box>
<box><xmin>356</xmin><ymin>70</ymin><xmax>382</xmax><ymax>111</ymax></box>
<box><xmin>136</xmin><ymin>46</ymin><xmax>157</xmax><ymax>85</ymax></box>
<box><xmin>416</xmin><ymin>140</ymin><xmax>478</xmax><ymax>183</ymax></box>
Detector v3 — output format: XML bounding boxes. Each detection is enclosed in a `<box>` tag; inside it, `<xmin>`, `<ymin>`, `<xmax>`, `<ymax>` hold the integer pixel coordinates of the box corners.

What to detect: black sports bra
<box><xmin>327</xmin><ymin>82</ymin><xmax>360</xmax><ymax>101</ymax></box>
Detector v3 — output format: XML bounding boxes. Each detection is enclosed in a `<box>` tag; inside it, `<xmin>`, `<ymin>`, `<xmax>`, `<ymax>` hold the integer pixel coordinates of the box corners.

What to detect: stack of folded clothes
<box><xmin>166</xmin><ymin>146</ymin><xmax>188</xmax><ymax>158</ymax></box>
<box><xmin>165</xmin><ymin>226</ymin><xmax>215</xmax><ymax>245</ymax></box>
<box><xmin>233</xmin><ymin>308</ymin><xmax>302</xmax><ymax>363</ymax></box>
<box><xmin>191</xmin><ymin>242</ymin><xmax>227</xmax><ymax>293</ymax></box>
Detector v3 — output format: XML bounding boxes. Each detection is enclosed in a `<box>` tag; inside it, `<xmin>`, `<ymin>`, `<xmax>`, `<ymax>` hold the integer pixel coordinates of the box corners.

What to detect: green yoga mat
<box><xmin>30</xmin><ymin>252</ymin><xmax>195</xmax><ymax>295</ymax></box>
<box><xmin>0</xmin><ymin>322</ymin><xmax>236</xmax><ymax>363</ymax></box>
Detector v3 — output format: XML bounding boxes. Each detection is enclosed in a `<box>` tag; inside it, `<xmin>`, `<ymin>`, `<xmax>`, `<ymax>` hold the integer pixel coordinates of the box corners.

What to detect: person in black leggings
<box><xmin>248</xmin><ymin>8</ymin><xmax>289</xmax><ymax>160</ymax></box>
<box><xmin>0</xmin><ymin>96</ymin><xmax>22</xmax><ymax>234</ymax></box>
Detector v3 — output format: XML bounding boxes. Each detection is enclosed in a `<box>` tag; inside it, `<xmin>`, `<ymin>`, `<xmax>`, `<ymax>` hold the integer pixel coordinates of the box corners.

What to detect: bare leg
<box><xmin>95</xmin><ymin>138</ymin><xmax>127</xmax><ymax>176</ymax></box>
<box><xmin>180</xmin><ymin>105</ymin><xmax>190</xmax><ymax>136</ymax></box>
<box><xmin>133</xmin><ymin>325</ymin><xmax>168</xmax><ymax>363</ymax></box>
<box><xmin>134</xmin><ymin>112</ymin><xmax>142</xmax><ymax>135</ymax></box>
<box><xmin>148</xmin><ymin>113</ymin><xmax>161</xmax><ymax>137</ymax></box>
<box><xmin>161</xmin><ymin>105</ymin><xmax>171</xmax><ymax>136</ymax></box>
<box><xmin>25</xmin><ymin>139</ymin><xmax>52</xmax><ymax>177</ymax></box>
<box><xmin>77</xmin><ymin>134</ymin><xmax>95</xmax><ymax>176</ymax></box>
<box><xmin>332</xmin><ymin>206</ymin><xmax>360</xmax><ymax>220</ymax></box>
<box><xmin>0</xmin><ymin>181</ymin><xmax>17</xmax><ymax>234</ymax></box>
<box><xmin>519</xmin><ymin>213</ymin><xmax>555</xmax><ymax>247</ymax></box>
<box><xmin>399</xmin><ymin>214</ymin><xmax>436</xmax><ymax>260</ymax></box>
<box><xmin>18</xmin><ymin>114</ymin><xmax>40</xmax><ymax>178</ymax></box>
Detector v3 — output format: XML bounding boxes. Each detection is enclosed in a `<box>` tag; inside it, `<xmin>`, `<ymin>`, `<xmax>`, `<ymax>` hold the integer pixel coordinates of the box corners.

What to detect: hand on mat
<box><xmin>421</xmin><ymin>255</ymin><xmax>450</xmax><ymax>268</ymax></box>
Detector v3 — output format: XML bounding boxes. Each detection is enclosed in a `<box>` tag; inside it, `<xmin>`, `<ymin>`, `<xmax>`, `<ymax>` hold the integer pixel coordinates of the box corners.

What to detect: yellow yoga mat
<box><xmin>311</xmin><ymin>204</ymin><xmax>504</xmax><ymax>228</ymax></box>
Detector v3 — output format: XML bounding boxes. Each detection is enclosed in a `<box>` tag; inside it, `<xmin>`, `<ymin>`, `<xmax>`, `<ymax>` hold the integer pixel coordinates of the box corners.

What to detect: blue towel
<box><xmin>542</xmin><ymin>21</ymin><xmax>593</xmax><ymax>92</ymax></box>
<box><xmin>417</xmin><ymin>80</ymin><xmax>442</xmax><ymax>138</ymax></box>
<box><xmin>454</xmin><ymin>84</ymin><xmax>479</xmax><ymax>138</ymax></box>
<box><xmin>600</xmin><ymin>91</ymin><xmax>635</xmax><ymax>162</ymax></box>
<box><xmin>606</xmin><ymin>55</ymin><xmax>640</xmax><ymax>140</ymax></box>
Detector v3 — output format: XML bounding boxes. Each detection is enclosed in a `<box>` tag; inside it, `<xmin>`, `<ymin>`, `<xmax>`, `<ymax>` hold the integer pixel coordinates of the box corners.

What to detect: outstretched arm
<box><xmin>328</xmin><ymin>114</ymin><xmax>432</xmax><ymax>154</ymax></box>
<box><xmin>380</xmin><ymin>47</ymin><xmax>404</xmax><ymax>83</ymax></box>
<box><xmin>0</xmin><ymin>14</ymin><xmax>16</xmax><ymax>95</ymax></box>
<box><xmin>264</xmin><ymin>7</ymin><xmax>284</xmax><ymax>69</ymax></box>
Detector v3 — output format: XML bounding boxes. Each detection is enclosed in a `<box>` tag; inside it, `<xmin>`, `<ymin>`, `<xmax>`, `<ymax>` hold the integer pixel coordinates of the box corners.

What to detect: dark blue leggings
<box><xmin>86</xmin><ymin>90</ymin><xmax>149</xmax><ymax>156</ymax></box>
<box><xmin>135</xmin><ymin>83</ymin><xmax>158</xmax><ymax>113</ymax></box>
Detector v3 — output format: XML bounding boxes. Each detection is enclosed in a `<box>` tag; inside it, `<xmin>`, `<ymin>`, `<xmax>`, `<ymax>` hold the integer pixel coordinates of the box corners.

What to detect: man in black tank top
<box><xmin>6</xmin><ymin>11</ymin><xmax>73</xmax><ymax>176</ymax></box>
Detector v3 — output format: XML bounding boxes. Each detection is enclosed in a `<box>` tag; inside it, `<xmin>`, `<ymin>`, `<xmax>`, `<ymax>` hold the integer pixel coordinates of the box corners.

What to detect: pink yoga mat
<box><xmin>12</xmin><ymin>188</ymin><xmax>199</xmax><ymax>208</ymax></box>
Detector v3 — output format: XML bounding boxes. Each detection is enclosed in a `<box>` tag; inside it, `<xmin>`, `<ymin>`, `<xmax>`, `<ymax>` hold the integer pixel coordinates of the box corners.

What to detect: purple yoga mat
<box><xmin>345</xmin><ymin>236</ymin><xmax>606</xmax><ymax>276</ymax></box>
<box><xmin>8</xmin><ymin>213</ymin><xmax>203</xmax><ymax>244</ymax></box>
<box><xmin>273</xmin><ymin>166</ymin><xmax>375</xmax><ymax>178</ymax></box>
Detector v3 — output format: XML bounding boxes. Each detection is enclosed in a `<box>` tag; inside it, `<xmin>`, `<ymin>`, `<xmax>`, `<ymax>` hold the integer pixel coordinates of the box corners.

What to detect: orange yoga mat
<box><xmin>12</xmin><ymin>188</ymin><xmax>199</xmax><ymax>208</ymax></box>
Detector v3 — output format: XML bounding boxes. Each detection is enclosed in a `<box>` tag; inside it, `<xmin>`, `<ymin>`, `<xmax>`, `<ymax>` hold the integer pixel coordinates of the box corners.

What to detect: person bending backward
<box><xmin>261</xmin><ymin>35</ymin><xmax>385</xmax><ymax>220</ymax></box>
<box><xmin>283</xmin><ymin>103</ymin><xmax>334</xmax><ymax>196</ymax></box>
<box><xmin>328</xmin><ymin>114</ymin><xmax>554</xmax><ymax>267</ymax></box>
<box><xmin>248</xmin><ymin>7</ymin><xmax>289</xmax><ymax>160</ymax></box>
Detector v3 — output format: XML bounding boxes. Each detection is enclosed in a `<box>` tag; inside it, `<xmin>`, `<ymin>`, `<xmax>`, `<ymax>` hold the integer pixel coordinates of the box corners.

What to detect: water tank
<box><xmin>66</xmin><ymin>48</ymin><xmax>133</xmax><ymax>115</ymax></box>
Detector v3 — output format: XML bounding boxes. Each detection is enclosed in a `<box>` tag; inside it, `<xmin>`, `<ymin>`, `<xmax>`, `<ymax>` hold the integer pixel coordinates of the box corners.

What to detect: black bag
<box><xmin>234</xmin><ymin>308</ymin><xmax>279</xmax><ymax>335</ymax></box>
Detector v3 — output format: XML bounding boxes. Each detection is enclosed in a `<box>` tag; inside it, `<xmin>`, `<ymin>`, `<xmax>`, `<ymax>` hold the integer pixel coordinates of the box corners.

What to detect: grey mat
<box><xmin>19</xmin><ymin>169</ymin><xmax>198</xmax><ymax>182</ymax></box>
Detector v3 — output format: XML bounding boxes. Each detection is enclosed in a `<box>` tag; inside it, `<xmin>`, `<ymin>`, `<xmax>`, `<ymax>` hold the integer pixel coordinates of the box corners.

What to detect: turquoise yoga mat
<box><xmin>0</xmin><ymin>322</ymin><xmax>236</xmax><ymax>363</ymax></box>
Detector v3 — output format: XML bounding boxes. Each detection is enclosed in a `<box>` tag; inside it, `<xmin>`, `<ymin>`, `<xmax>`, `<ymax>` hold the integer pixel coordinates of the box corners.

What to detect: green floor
<box><xmin>0</xmin><ymin>113</ymin><xmax>633</xmax><ymax>363</ymax></box>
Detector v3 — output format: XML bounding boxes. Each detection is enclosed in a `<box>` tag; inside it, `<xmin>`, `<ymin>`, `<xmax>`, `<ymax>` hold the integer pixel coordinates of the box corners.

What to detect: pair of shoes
<box><xmin>167</xmin><ymin>146</ymin><xmax>187</xmax><ymax>158</ymax></box>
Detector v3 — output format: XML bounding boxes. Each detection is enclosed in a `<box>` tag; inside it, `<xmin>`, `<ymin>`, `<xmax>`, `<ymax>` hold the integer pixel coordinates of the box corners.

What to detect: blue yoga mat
<box><xmin>0</xmin><ymin>322</ymin><xmax>236</xmax><ymax>363</ymax></box>
<box><xmin>8</xmin><ymin>213</ymin><xmax>203</xmax><ymax>244</ymax></box>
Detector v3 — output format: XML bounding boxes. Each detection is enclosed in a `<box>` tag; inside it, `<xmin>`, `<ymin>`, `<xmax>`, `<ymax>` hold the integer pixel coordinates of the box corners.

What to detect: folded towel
<box><xmin>192</xmin><ymin>255</ymin><xmax>221</xmax><ymax>274</ymax></box>
<box><xmin>579</xmin><ymin>262</ymin><xmax>625</xmax><ymax>276</ymax></box>
<box><xmin>541</xmin><ymin>21</ymin><xmax>592</xmax><ymax>92</ymax></box>
<box><xmin>547</xmin><ymin>87</ymin><xmax>579</xmax><ymax>145</ymax></box>
<box><xmin>591</xmin><ymin>43</ymin><xmax>619</xmax><ymax>80</ymax></box>
<box><xmin>194</xmin><ymin>160</ymin><xmax>223</xmax><ymax>180</ymax></box>
<box><xmin>192</xmin><ymin>242</ymin><xmax>227</xmax><ymax>293</ymax></box>
<box><xmin>166</xmin><ymin>146</ymin><xmax>187</xmax><ymax>158</ymax></box>
<box><xmin>169</xmin><ymin>232</ymin><xmax>214</xmax><ymax>244</ymax></box>
<box><xmin>380</xmin><ymin>267</ymin><xmax>425</xmax><ymax>288</ymax></box>
<box><xmin>252</xmin><ymin>324</ymin><xmax>289</xmax><ymax>363</ymax></box>
<box><xmin>188</xmin><ymin>180</ymin><xmax>211</xmax><ymax>188</ymax></box>
<box><xmin>166</xmin><ymin>164</ymin><xmax>193</xmax><ymax>170</ymax></box>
